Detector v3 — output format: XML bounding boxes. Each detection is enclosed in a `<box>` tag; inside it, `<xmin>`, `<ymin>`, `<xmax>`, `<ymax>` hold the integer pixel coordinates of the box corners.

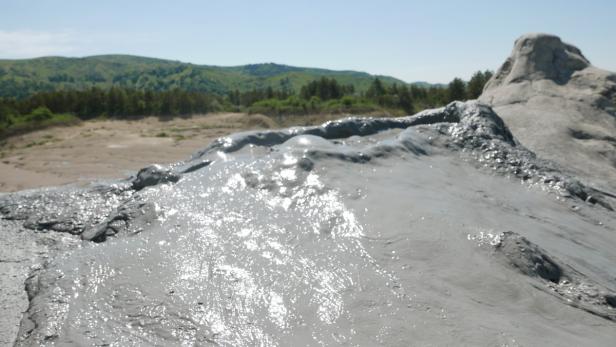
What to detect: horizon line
<box><xmin>0</xmin><ymin>53</ymin><xmax>455</xmax><ymax>85</ymax></box>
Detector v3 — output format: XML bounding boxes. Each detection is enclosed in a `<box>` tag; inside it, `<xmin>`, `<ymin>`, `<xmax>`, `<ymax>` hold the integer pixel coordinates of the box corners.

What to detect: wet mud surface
<box><xmin>1</xmin><ymin>101</ymin><xmax>615</xmax><ymax>346</ymax></box>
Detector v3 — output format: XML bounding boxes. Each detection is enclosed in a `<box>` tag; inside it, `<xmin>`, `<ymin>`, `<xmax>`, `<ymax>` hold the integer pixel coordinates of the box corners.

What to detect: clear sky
<box><xmin>1</xmin><ymin>0</ymin><xmax>614</xmax><ymax>83</ymax></box>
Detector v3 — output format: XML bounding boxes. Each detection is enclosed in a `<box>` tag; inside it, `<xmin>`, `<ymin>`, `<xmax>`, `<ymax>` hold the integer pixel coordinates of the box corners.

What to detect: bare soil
<box><xmin>0</xmin><ymin>113</ymin><xmax>280</xmax><ymax>192</ymax></box>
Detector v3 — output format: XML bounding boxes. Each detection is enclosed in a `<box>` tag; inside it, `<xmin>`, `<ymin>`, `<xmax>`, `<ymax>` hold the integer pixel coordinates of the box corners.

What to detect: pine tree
<box><xmin>367</xmin><ymin>78</ymin><xmax>386</xmax><ymax>98</ymax></box>
<box><xmin>467</xmin><ymin>70</ymin><xmax>494</xmax><ymax>99</ymax></box>
<box><xmin>398</xmin><ymin>85</ymin><xmax>414</xmax><ymax>114</ymax></box>
<box><xmin>447</xmin><ymin>78</ymin><xmax>467</xmax><ymax>102</ymax></box>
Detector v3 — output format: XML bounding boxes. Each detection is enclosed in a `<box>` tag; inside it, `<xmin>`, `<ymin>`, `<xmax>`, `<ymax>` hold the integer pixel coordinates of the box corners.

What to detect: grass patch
<box><xmin>242</xmin><ymin>114</ymin><xmax>278</xmax><ymax>129</ymax></box>
<box><xmin>247</xmin><ymin>96</ymin><xmax>404</xmax><ymax>118</ymax></box>
<box><xmin>0</xmin><ymin>107</ymin><xmax>80</xmax><ymax>140</ymax></box>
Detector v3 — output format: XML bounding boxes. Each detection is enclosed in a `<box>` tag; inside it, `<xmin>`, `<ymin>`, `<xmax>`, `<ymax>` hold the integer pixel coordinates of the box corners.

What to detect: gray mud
<box><xmin>480</xmin><ymin>33</ymin><xmax>616</xmax><ymax>192</ymax></box>
<box><xmin>2</xmin><ymin>101</ymin><xmax>616</xmax><ymax>346</ymax></box>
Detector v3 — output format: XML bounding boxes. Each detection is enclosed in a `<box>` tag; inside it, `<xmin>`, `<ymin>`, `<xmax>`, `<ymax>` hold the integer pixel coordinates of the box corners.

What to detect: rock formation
<box><xmin>480</xmin><ymin>33</ymin><xmax>616</xmax><ymax>191</ymax></box>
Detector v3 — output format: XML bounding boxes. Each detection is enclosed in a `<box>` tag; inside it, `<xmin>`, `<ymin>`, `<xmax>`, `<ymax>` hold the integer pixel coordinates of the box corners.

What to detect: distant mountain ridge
<box><xmin>0</xmin><ymin>55</ymin><xmax>435</xmax><ymax>98</ymax></box>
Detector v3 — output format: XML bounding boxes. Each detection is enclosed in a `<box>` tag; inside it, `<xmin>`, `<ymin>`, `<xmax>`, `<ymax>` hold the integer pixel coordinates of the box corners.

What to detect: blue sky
<box><xmin>1</xmin><ymin>0</ymin><xmax>614</xmax><ymax>83</ymax></box>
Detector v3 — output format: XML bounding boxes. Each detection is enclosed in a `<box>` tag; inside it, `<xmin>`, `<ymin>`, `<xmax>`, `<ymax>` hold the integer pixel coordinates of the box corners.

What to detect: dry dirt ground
<box><xmin>0</xmin><ymin>113</ymin><xmax>284</xmax><ymax>192</ymax></box>
<box><xmin>0</xmin><ymin>112</ymin><xmax>356</xmax><ymax>192</ymax></box>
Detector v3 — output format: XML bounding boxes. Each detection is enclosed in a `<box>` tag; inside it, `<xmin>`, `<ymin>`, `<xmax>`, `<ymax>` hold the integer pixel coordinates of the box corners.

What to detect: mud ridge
<box><xmin>493</xmin><ymin>231</ymin><xmax>616</xmax><ymax>321</ymax></box>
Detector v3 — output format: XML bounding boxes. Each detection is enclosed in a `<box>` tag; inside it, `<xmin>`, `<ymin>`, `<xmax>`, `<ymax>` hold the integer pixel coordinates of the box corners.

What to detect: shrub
<box><xmin>27</xmin><ymin>107</ymin><xmax>54</xmax><ymax>122</ymax></box>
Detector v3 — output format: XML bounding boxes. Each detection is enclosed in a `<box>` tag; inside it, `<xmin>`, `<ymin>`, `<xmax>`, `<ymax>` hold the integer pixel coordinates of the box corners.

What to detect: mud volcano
<box><xmin>480</xmin><ymin>33</ymin><xmax>616</xmax><ymax>190</ymax></box>
<box><xmin>2</xmin><ymin>35</ymin><xmax>616</xmax><ymax>346</ymax></box>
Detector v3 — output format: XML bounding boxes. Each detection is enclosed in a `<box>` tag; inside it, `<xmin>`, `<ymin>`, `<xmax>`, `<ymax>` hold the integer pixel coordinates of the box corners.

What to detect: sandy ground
<box><xmin>0</xmin><ymin>113</ymin><xmax>281</xmax><ymax>192</ymax></box>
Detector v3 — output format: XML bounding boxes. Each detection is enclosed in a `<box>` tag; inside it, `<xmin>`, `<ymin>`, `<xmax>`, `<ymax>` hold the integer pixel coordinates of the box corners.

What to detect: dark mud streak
<box><xmin>569</xmin><ymin>128</ymin><xmax>616</xmax><ymax>144</ymax></box>
<box><xmin>132</xmin><ymin>164</ymin><xmax>181</xmax><ymax>191</ymax></box>
<box><xmin>81</xmin><ymin>200</ymin><xmax>157</xmax><ymax>242</ymax></box>
<box><xmin>0</xmin><ymin>184</ymin><xmax>135</xmax><ymax>236</ymax></box>
<box><xmin>494</xmin><ymin>231</ymin><xmax>616</xmax><ymax>321</ymax></box>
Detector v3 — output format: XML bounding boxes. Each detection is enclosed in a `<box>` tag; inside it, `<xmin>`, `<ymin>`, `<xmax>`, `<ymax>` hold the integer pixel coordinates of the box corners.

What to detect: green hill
<box><xmin>0</xmin><ymin>55</ymin><xmax>411</xmax><ymax>98</ymax></box>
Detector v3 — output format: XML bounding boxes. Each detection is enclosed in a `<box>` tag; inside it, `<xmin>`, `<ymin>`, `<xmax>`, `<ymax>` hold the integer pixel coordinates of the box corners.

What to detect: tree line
<box><xmin>0</xmin><ymin>71</ymin><xmax>493</xmax><ymax>137</ymax></box>
<box><xmin>0</xmin><ymin>87</ymin><xmax>223</xmax><ymax>120</ymax></box>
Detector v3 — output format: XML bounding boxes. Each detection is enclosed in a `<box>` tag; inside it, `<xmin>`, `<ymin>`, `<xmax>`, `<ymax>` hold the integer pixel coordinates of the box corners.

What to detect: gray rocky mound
<box><xmin>480</xmin><ymin>33</ymin><xmax>616</xmax><ymax>192</ymax></box>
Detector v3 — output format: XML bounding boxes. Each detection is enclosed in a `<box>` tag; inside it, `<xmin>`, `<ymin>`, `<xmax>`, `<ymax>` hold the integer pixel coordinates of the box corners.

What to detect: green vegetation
<box><xmin>0</xmin><ymin>106</ymin><xmax>79</xmax><ymax>138</ymax></box>
<box><xmin>0</xmin><ymin>55</ymin><xmax>411</xmax><ymax>98</ymax></box>
<box><xmin>0</xmin><ymin>65</ymin><xmax>492</xmax><ymax>139</ymax></box>
<box><xmin>448</xmin><ymin>78</ymin><xmax>467</xmax><ymax>102</ymax></box>
<box><xmin>233</xmin><ymin>77</ymin><xmax>453</xmax><ymax>117</ymax></box>
<box><xmin>467</xmin><ymin>70</ymin><xmax>494</xmax><ymax>99</ymax></box>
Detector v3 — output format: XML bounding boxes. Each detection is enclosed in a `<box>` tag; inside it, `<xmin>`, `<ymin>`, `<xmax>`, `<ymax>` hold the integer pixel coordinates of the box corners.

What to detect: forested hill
<box><xmin>0</xmin><ymin>55</ymin><xmax>411</xmax><ymax>98</ymax></box>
